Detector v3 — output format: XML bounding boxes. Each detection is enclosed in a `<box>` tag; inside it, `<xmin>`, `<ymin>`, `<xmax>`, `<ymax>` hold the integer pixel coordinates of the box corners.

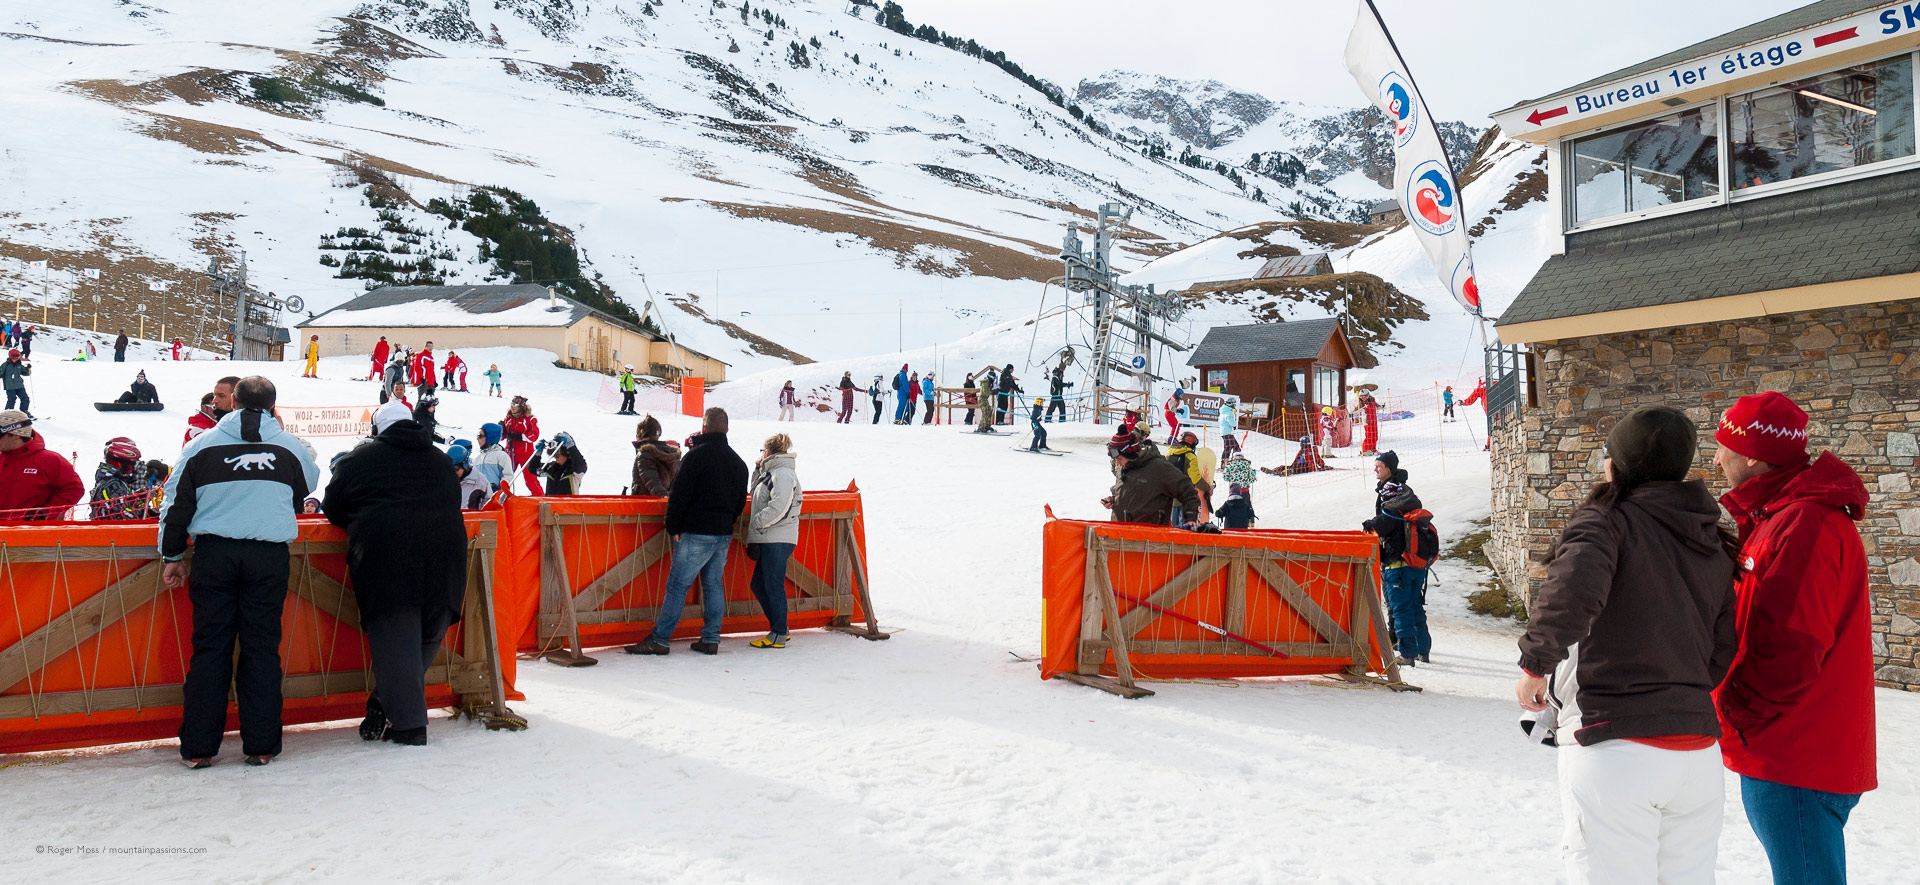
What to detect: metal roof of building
<box><xmin>1253</xmin><ymin>253</ymin><xmax>1335</xmax><ymax>279</ymax></box>
<box><xmin>1495</xmin><ymin>1</ymin><xmax>1883</xmax><ymax>116</ymax></box>
<box><xmin>1367</xmin><ymin>199</ymin><xmax>1401</xmax><ymax>215</ymax></box>
<box><xmin>1189</xmin><ymin>317</ymin><xmax>1347</xmax><ymax>366</ymax></box>
<box><xmin>1496</xmin><ymin>166</ymin><xmax>1920</xmax><ymax>329</ymax></box>
<box><xmin>303</xmin><ymin>284</ymin><xmax>599</xmax><ymax>326</ymax></box>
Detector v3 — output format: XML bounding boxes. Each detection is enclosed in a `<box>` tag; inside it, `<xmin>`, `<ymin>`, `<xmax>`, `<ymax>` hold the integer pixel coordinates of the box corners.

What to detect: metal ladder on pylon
<box><xmin>1090</xmin><ymin>305</ymin><xmax>1116</xmax><ymax>380</ymax></box>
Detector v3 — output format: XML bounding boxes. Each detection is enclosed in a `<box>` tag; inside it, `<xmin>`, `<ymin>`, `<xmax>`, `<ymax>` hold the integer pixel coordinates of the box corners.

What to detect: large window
<box><xmin>1570</xmin><ymin>105</ymin><xmax>1721</xmax><ymax>226</ymax></box>
<box><xmin>1567</xmin><ymin>51</ymin><xmax>1920</xmax><ymax>229</ymax></box>
<box><xmin>1314</xmin><ymin>367</ymin><xmax>1341</xmax><ymax>408</ymax></box>
<box><xmin>1730</xmin><ymin>56</ymin><xmax>1915</xmax><ymax>190</ymax></box>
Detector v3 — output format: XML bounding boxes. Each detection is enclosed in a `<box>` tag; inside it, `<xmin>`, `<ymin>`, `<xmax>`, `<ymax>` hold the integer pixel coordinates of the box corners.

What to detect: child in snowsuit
<box><xmin>88</xmin><ymin>437</ymin><xmax>155</xmax><ymax>520</ymax></box>
<box><xmin>503</xmin><ymin>397</ymin><xmax>542</xmax><ymax>494</ymax></box>
<box><xmin>1215</xmin><ymin>483</ymin><xmax>1256</xmax><ymax>530</ymax></box>
<box><xmin>486</xmin><ymin>364</ymin><xmax>503</xmax><ymax>397</ymax></box>
<box><xmin>534</xmin><ymin>431</ymin><xmax>588</xmax><ymax>495</ymax></box>
<box><xmin>1028</xmin><ymin>397</ymin><xmax>1048</xmax><ymax>451</ymax></box>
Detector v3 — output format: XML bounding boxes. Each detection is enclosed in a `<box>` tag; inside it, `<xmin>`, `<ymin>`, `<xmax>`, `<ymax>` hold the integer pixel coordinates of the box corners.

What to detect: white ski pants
<box><xmin>1558</xmin><ymin>740</ymin><xmax>1723</xmax><ymax>885</ymax></box>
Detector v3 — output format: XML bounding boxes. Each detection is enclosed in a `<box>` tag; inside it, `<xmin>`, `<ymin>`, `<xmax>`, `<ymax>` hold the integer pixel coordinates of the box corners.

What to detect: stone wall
<box><xmin>1486</xmin><ymin>299</ymin><xmax>1920</xmax><ymax>690</ymax></box>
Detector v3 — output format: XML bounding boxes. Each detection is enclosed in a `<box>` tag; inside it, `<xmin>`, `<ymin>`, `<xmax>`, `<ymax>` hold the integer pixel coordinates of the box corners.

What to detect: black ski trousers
<box><xmin>620</xmin><ymin>390</ymin><xmax>636</xmax><ymax>413</ymax></box>
<box><xmin>1045</xmin><ymin>395</ymin><xmax>1067</xmax><ymax>421</ymax></box>
<box><xmin>365</xmin><ymin>605</ymin><xmax>458</xmax><ymax>733</ymax></box>
<box><xmin>179</xmin><ymin>536</ymin><xmax>289</xmax><ymax>759</ymax></box>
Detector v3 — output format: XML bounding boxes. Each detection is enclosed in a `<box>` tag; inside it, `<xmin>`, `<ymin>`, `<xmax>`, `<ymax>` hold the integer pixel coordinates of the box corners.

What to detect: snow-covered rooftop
<box><xmin>301</xmin><ymin>284</ymin><xmax>631</xmax><ymax>331</ymax></box>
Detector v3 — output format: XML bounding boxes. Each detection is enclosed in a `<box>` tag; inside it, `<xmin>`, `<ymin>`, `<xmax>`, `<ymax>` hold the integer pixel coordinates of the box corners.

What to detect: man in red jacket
<box><xmin>0</xmin><ymin>410</ymin><xmax>84</xmax><ymax>520</ymax></box>
<box><xmin>1712</xmin><ymin>391</ymin><xmax>1876</xmax><ymax>884</ymax></box>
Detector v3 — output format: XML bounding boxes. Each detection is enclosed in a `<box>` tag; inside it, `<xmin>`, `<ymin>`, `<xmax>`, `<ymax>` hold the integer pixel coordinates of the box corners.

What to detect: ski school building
<box><xmin>1486</xmin><ymin>0</ymin><xmax>1920</xmax><ymax>690</ymax></box>
<box><xmin>298</xmin><ymin>284</ymin><xmax>729</xmax><ymax>382</ymax></box>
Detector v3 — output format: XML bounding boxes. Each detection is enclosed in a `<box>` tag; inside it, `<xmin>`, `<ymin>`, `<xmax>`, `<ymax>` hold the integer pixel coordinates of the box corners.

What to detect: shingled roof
<box><xmin>1497</xmin><ymin>167</ymin><xmax>1920</xmax><ymax>329</ymax></box>
<box><xmin>1189</xmin><ymin>318</ymin><xmax>1347</xmax><ymax>366</ymax></box>
<box><xmin>1495</xmin><ymin>0</ymin><xmax>1882</xmax><ymax>116</ymax></box>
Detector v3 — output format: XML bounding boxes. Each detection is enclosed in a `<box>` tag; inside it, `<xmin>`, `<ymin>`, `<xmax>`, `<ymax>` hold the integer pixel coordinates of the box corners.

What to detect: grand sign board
<box><xmin>1496</xmin><ymin>2</ymin><xmax>1920</xmax><ymax>138</ymax></box>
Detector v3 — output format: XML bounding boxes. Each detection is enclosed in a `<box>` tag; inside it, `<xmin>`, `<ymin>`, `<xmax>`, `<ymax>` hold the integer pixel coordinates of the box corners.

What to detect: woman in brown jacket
<box><xmin>1515</xmin><ymin>405</ymin><xmax>1739</xmax><ymax>884</ymax></box>
<box><xmin>629</xmin><ymin>414</ymin><xmax>680</xmax><ymax>496</ymax></box>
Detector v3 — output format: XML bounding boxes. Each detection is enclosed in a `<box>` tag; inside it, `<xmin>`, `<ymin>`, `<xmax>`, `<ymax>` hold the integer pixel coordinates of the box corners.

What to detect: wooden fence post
<box><xmin>1057</xmin><ymin>526</ymin><xmax>1154</xmax><ymax>699</ymax></box>
<box><xmin>537</xmin><ymin>503</ymin><xmax>596</xmax><ymax>667</ymax></box>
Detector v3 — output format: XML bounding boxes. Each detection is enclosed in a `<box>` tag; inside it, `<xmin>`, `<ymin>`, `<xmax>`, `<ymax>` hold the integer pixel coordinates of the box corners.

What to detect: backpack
<box><xmin>1399</xmin><ymin>508</ymin><xmax>1440</xmax><ymax>569</ymax></box>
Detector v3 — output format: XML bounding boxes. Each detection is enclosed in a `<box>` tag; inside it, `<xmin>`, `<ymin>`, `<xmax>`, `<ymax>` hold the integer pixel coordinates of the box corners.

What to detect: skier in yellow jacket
<box><xmin>302</xmin><ymin>335</ymin><xmax>320</xmax><ymax>378</ymax></box>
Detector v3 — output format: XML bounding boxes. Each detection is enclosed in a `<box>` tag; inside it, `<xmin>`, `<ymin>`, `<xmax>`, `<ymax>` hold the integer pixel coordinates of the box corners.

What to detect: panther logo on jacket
<box><xmin>224</xmin><ymin>452</ymin><xmax>277</xmax><ymax>471</ymax></box>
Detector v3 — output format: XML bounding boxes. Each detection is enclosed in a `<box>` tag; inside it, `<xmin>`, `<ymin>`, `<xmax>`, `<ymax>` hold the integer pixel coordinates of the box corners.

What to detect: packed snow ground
<box><xmin>2</xmin><ymin>349</ymin><xmax>1916</xmax><ymax>883</ymax></box>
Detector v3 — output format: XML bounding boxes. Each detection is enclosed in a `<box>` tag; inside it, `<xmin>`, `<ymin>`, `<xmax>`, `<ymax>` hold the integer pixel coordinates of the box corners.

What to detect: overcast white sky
<box><xmin>899</xmin><ymin>0</ymin><xmax>1812</xmax><ymax>121</ymax></box>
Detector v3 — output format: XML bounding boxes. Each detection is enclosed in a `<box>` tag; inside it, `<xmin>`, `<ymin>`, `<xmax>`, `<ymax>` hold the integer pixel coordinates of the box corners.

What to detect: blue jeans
<box><xmin>649</xmin><ymin>534</ymin><xmax>730</xmax><ymax>645</ymax></box>
<box><xmin>1381</xmin><ymin>566</ymin><xmax>1430</xmax><ymax>658</ymax></box>
<box><xmin>748</xmin><ymin>542</ymin><xmax>795</xmax><ymax>636</ymax></box>
<box><xmin>1741</xmin><ymin>775</ymin><xmax>1860</xmax><ymax>884</ymax></box>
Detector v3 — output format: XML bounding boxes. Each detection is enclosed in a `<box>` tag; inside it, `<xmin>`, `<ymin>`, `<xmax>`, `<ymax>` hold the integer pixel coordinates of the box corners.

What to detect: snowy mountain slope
<box><xmin>0</xmin><ymin>0</ymin><xmax>1332</xmax><ymax>376</ymax></box>
<box><xmin>1075</xmin><ymin>70</ymin><xmax>1485</xmax><ymax>221</ymax></box>
<box><xmin>716</xmin><ymin>133</ymin><xmax>1549</xmax><ymax>408</ymax></box>
<box><xmin>1115</xmin><ymin>132</ymin><xmax>1552</xmax><ymax>390</ymax></box>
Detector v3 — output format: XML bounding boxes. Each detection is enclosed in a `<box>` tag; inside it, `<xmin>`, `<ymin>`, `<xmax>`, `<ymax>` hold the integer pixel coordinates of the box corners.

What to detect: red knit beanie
<box><xmin>1715</xmin><ymin>391</ymin><xmax>1809</xmax><ymax>467</ymax></box>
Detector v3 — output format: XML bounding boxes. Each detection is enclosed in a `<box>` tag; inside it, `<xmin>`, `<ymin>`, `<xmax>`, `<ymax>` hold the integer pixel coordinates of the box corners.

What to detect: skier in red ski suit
<box><xmin>503</xmin><ymin>396</ymin><xmax>542</xmax><ymax>494</ymax></box>
<box><xmin>367</xmin><ymin>336</ymin><xmax>390</xmax><ymax>381</ymax></box>
<box><xmin>1359</xmin><ymin>392</ymin><xmax>1380</xmax><ymax>454</ymax></box>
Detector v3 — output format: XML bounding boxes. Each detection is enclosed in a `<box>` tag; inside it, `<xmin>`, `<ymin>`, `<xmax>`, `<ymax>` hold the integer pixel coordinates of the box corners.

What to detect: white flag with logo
<box><xmin>26</xmin><ymin>260</ymin><xmax>47</xmax><ymax>271</ymax></box>
<box><xmin>82</xmin><ymin>268</ymin><xmax>100</xmax><ymax>279</ymax></box>
<box><xmin>149</xmin><ymin>281</ymin><xmax>169</xmax><ymax>291</ymax></box>
<box><xmin>1344</xmin><ymin>1</ymin><xmax>1481</xmax><ymax>317</ymax></box>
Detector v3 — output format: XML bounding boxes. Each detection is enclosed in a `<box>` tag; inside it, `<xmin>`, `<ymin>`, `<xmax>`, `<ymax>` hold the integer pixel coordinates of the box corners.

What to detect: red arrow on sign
<box><xmin>1812</xmin><ymin>27</ymin><xmax>1858</xmax><ymax>48</ymax></box>
<box><xmin>1527</xmin><ymin>106</ymin><xmax>1569</xmax><ymax>126</ymax></box>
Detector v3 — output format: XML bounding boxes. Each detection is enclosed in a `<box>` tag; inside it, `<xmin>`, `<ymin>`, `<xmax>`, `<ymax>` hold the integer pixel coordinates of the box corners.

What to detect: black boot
<box><xmin>359</xmin><ymin>694</ymin><xmax>387</xmax><ymax>742</ymax></box>
<box><xmin>623</xmin><ymin>639</ymin><xmax>669</xmax><ymax>655</ymax></box>
<box><xmin>385</xmin><ymin>726</ymin><xmax>427</xmax><ymax>746</ymax></box>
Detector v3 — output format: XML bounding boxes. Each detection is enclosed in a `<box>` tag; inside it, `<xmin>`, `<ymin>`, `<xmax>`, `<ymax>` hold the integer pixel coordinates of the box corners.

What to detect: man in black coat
<box><xmin>625</xmin><ymin>407</ymin><xmax>748</xmax><ymax>656</ymax></box>
<box><xmin>321</xmin><ymin>414</ymin><xmax>469</xmax><ymax>745</ymax></box>
<box><xmin>114</xmin><ymin>330</ymin><xmax>129</xmax><ymax>362</ymax></box>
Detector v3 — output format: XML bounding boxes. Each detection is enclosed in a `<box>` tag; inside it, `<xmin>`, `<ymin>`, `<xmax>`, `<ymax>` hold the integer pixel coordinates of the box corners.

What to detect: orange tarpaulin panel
<box><xmin>0</xmin><ymin>512</ymin><xmax>528</xmax><ymax>755</ymax></box>
<box><xmin>680</xmin><ymin>379</ymin><xmax>705</xmax><ymax>417</ymax></box>
<box><xmin>501</xmin><ymin>489</ymin><xmax>873</xmax><ymax>655</ymax></box>
<box><xmin>1040</xmin><ymin>516</ymin><xmax>1394</xmax><ymax>682</ymax></box>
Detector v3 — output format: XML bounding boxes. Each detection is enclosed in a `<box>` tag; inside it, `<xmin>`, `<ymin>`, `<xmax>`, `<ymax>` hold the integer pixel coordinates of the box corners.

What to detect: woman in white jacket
<box><xmin>747</xmin><ymin>433</ymin><xmax>802</xmax><ymax>648</ymax></box>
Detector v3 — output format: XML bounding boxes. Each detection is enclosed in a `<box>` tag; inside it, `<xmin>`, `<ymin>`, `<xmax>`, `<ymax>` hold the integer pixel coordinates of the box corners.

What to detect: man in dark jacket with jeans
<box><xmin>1710</xmin><ymin>392</ymin><xmax>1877</xmax><ymax>883</ymax></box>
<box><xmin>626</xmin><ymin>408</ymin><xmax>748</xmax><ymax>656</ymax></box>
<box><xmin>322</xmin><ymin>410</ymin><xmax>468</xmax><ymax>746</ymax></box>
<box><xmin>1363</xmin><ymin>451</ymin><xmax>1430</xmax><ymax>666</ymax></box>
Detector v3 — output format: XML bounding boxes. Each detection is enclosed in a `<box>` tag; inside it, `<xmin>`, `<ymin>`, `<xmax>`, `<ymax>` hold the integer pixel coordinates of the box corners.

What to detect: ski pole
<box><xmin>1108</xmin><ymin>587</ymin><xmax>1290</xmax><ymax>658</ymax></box>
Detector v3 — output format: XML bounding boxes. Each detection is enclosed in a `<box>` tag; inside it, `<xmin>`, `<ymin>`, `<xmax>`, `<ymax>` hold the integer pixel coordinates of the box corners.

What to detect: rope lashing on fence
<box><xmin>1109</xmin><ymin>585</ymin><xmax>1290</xmax><ymax>658</ymax></box>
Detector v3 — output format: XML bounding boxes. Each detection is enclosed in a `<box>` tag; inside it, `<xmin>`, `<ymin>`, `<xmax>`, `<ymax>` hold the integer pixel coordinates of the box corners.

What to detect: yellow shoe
<box><xmin>749</xmin><ymin>634</ymin><xmax>788</xmax><ymax>649</ymax></box>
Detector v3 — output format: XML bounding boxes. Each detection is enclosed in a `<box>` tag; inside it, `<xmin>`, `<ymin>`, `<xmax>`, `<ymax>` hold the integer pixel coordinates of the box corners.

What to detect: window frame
<box><xmin>1562</xmin><ymin>95</ymin><xmax>1729</xmax><ymax>233</ymax></box>
<box><xmin>1561</xmin><ymin>49</ymin><xmax>1920</xmax><ymax>234</ymax></box>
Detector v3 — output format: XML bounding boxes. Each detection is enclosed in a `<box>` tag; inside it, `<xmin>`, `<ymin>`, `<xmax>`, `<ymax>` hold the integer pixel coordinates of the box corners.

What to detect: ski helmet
<box><xmin>104</xmin><ymin>437</ymin><xmax>141</xmax><ymax>464</ymax></box>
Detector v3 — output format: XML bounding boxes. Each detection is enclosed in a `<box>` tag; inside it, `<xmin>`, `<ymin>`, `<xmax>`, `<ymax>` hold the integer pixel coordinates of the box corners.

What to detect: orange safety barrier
<box><xmin>1040</xmin><ymin>512</ymin><xmax>1413</xmax><ymax>698</ymax></box>
<box><xmin>0</xmin><ymin>513</ymin><xmax>529</xmax><ymax>755</ymax></box>
<box><xmin>501</xmin><ymin>485</ymin><xmax>885</xmax><ymax>665</ymax></box>
<box><xmin>680</xmin><ymin>377</ymin><xmax>706</xmax><ymax>417</ymax></box>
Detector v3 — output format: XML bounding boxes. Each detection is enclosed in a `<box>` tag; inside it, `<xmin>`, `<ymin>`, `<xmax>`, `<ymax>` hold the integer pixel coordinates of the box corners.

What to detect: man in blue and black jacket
<box><xmin>161</xmin><ymin>376</ymin><xmax>320</xmax><ymax>768</ymax></box>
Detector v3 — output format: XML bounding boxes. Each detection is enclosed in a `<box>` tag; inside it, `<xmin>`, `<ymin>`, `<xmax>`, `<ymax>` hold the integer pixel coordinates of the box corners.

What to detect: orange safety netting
<box><xmin>500</xmin><ymin>487</ymin><xmax>871</xmax><ymax>654</ymax></box>
<box><xmin>1039</xmin><ymin>515</ymin><xmax>1392</xmax><ymax>681</ymax></box>
<box><xmin>0</xmin><ymin>513</ymin><xmax>527</xmax><ymax>754</ymax></box>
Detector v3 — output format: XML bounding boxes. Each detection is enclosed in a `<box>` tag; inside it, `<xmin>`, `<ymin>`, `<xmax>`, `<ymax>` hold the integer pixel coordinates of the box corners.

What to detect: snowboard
<box><xmin>93</xmin><ymin>402</ymin><xmax>165</xmax><ymax>412</ymax></box>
